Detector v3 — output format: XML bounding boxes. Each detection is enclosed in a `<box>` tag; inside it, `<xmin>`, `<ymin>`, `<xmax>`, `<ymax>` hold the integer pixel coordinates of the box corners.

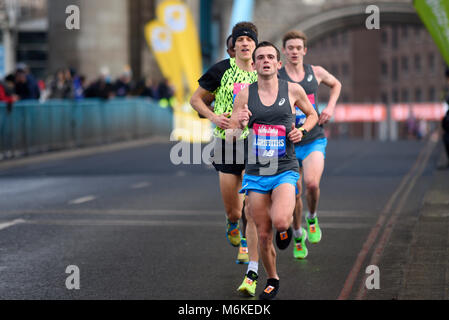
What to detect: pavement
<box><xmin>361</xmin><ymin>141</ymin><xmax>449</xmax><ymax>301</ymax></box>
<box><xmin>398</xmin><ymin>150</ymin><xmax>449</xmax><ymax>300</ymax></box>
<box><xmin>0</xmin><ymin>137</ymin><xmax>447</xmax><ymax>300</ymax></box>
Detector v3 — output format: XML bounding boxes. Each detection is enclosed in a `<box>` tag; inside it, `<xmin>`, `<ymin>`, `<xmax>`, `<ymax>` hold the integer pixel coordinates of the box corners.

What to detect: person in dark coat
<box><xmin>440</xmin><ymin>67</ymin><xmax>449</xmax><ymax>169</ymax></box>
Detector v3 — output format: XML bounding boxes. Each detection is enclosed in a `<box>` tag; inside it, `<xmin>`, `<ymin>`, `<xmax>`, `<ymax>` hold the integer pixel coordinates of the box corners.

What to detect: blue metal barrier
<box><xmin>0</xmin><ymin>98</ymin><xmax>173</xmax><ymax>157</ymax></box>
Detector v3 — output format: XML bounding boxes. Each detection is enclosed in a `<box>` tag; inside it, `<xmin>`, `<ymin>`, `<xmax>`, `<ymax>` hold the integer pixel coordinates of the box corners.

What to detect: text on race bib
<box><xmin>233</xmin><ymin>83</ymin><xmax>251</xmax><ymax>103</ymax></box>
<box><xmin>253</xmin><ymin>124</ymin><xmax>286</xmax><ymax>158</ymax></box>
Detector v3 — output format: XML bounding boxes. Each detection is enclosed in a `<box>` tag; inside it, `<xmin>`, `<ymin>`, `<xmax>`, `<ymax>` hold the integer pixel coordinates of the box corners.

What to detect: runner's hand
<box><xmin>288</xmin><ymin>123</ymin><xmax>302</xmax><ymax>143</ymax></box>
<box><xmin>319</xmin><ymin>106</ymin><xmax>334</xmax><ymax>125</ymax></box>
<box><xmin>238</xmin><ymin>104</ymin><xmax>252</xmax><ymax>129</ymax></box>
<box><xmin>212</xmin><ymin>113</ymin><xmax>231</xmax><ymax>129</ymax></box>
<box><xmin>225</xmin><ymin>129</ymin><xmax>242</xmax><ymax>143</ymax></box>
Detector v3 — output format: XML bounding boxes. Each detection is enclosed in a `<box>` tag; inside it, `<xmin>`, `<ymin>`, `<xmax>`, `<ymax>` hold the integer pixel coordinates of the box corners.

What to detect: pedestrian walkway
<box><xmin>399</xmin><ymin>150</ymin><xmax>449</xmax><ymax>300</ymax></box>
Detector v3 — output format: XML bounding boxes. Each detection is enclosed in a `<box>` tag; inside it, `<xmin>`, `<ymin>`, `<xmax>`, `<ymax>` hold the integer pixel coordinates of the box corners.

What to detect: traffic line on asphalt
<box><xmin>25</xmin><ymin>220</ymin><xmax>224</xmax><ymax>227</ymax></box>
<box><xmin>355</xmin><ymin>136</ymin><xmax>437</xmax><ymax>300</ymax></box>
<box><xmin>0</xmin><ymin>209</ymin><xmax>373</xmax><ymax>218</ymax></box>
<box><xmin>0</xmin><ymin>219</ymin><xmax>26</xmax><ymax>231</ymax></box>
<box><xmin>68</xmin><ymin>196</ymin><xmax>97</xmax><ymax>205</ymax></box>
<box><xmin>338</xmin><ymin>136</ymin><xmax>436</xmax><ymax>300</ymax></box>
<box><xmin>131</xmin><ymin>182</ymin><xmax>151</xmax><ymax>189</ymax></box>
<box><xmin>0</xmin><ymin>136</ymin><xmax>168</xmax><ymax>172</ymax></box>
<box><xmin>11</xmin><ymin>219</ymin><xmax>371</xmax><ymax>229</ymax></box>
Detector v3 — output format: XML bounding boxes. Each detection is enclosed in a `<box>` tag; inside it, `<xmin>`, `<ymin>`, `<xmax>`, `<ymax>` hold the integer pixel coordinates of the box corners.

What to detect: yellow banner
<box><xmin>145</xmin><ymin>1</ymin><xmax>210</xmax><ymax>143</ymax></box>
<box><xmin>144</xmin><ymin>20</ymin><xmax>184</xmax><ymax>105</ymax></box>
<box><xmin>157</xmin><ymin>0</ymin><xmax>202</xmax><ymax>98</ymax></box>
<box><xmin>172</xmin><ymin>103</ymin><xmax>213</xmax><ymax>143</ymax></box>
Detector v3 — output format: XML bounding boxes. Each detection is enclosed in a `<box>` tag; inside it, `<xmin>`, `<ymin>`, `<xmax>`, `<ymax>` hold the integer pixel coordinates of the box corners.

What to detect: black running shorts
<box><xmin>210</xmin><ymin>137</ymin><xmax>247</xmax><ymax>176</ymax></box>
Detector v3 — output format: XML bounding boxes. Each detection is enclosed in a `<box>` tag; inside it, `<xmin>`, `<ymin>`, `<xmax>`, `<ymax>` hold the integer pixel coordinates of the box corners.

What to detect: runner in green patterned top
<box><xmin>209</xmin><ymin>57</ymin><xmax>257</xmax><ymax>140</ymax></box>
<box><xmin>190</xmin><ymin>22</ymin><xmax>261</xmax><ymax>295</ymax></box>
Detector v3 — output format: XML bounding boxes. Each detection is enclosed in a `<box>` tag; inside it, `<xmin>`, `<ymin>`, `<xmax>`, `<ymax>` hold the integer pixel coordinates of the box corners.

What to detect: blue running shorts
<box><xmin>239</xmin><ymin>170</ymin><xmax>300</xmax><ymax>195</ymax></box>
<box><xmin>295</xmin><ymin>138</ymin><xmax>328</xmax><ymax>167</ymax></box>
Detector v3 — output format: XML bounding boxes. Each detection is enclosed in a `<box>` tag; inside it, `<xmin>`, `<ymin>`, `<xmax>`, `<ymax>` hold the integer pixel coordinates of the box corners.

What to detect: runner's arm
<box><xmin>198</xmin><ymin>91</ymin><xmax>215</xmax><ymax>117</ymax></box>
<box><xmin>291</xmin><ymin>83</ymin><xmax>318</xmax><ymax>136</ymax></box>
<box><xmin>230</xmin><ymin>87</ymin><xmax>250</xmax><ymax>129</ymax></box>
<box><xmin>312</xmin><ymin>65</ymin><xmax>341</xmax><ymax>125</ymax></box>
<box><xmin>190</xmin><ymin>87</ymin><xmax>230</xmax><ymax>129</ymax></box>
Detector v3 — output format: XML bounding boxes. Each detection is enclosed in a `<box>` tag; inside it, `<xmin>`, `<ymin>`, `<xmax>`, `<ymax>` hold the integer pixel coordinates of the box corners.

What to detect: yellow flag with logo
<box><xmin>157</xmin><ymin>0</ymin><xmax>202</xmax><ymax>97</ymax></box>
<box><xmin>144</xmin><ymin>20</ymin><xmax>184</xmax><ymax>104</ymax></box>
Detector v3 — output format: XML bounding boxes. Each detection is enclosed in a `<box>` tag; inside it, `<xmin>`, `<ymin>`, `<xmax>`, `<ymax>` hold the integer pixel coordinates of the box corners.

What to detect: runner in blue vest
<box><xmin>279</xmin><ymin>30</ymin><xmax>341</xmax><ymax>259</ymax></box>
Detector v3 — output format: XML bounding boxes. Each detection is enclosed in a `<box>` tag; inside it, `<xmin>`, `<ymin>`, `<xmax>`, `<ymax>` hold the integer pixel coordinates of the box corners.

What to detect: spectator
<box><xmin>139</xmin><ymin>77</ymin><xmax>158</xmax><ymax>99</ymax></box>
<box><xmin>0</xmin><ymin>75</ymin><xmax>18</xmax><ymax>112</ymax></box>
<box><xmin>440</xmin><ymin>67</ymin><xmax>449</xmax><ymax>169</ymax></box>
<box><xmin>16</xmin><ymin>63</ymin><xmax>40</xmax><ymax>100</ymax></box>
<box><xmin>1</xmin><ymin>74</ymin><xmax>18</xmax><ymax>159</ymax></box>
<box><xmin>114</xmin><ymin>70</ymin><xmax>132</xmax><ymax>97</ymax></box>
<box><xmin>406</xmin><ymin>111</ymin><xmax>417</xmax><ymax>140</ymax></box>
<box><xmin>73</xmin><ymin>75</ymin><xmax>86</xmax><ymax>100</ymax></box>
<box><xmin>49</xmin><ymin>69</ymin><xmax>73</xmax><ymax>99</ymax></box>
<box><xmin>15</xmin><ymin>69</ymin><xmax>32</xmax><ymax>100</ymax></box>
<box><xmin>157</xmin><ymin>78</ymin><xmax>175</xmax><ymax>109</ymax></box>
<box><xmin>417</xmin><ymin>117</ymin><xmax>427</xmax><ymax>140</ymax></box>
<box><xmin>84</xmin><ymin>67</ymin><xmax>115</xmax><ymax>100</ymax></box>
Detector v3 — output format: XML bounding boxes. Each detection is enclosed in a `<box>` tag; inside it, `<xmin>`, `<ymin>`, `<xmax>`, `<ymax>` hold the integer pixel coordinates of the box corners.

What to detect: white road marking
<box><xmin>26</xmin><ymin>220</ymin><xmax>224</xmax><ymax>227</ymax></box>
<box><xmin>131</xmin><ymin>182</ymin><xmax>151</xmax><ymax>189</ymax></box>
<box><xmin>68</xmin><ymin>196</ymin><xmax>97</xmax><ymax>205</ymax></box>
<box><xmin>175</xmin><ymin>170</ymin><xmax>186</xmax><ymax>177</ymax></box>
<box><xmin>0</xmin><ymin>136</ymin><xmax>168</xmax><ymax>172</ymax></box>
<box><xmin>0</xmin><ymin>219</ymin><xmax>26</xmax><ymax>231</ymax></box>
<box><xmin>0</xmin><ymin>209</ymin><xmax>372</xmax><ymax>218</ymax></box>
<box><xmin>22</xmin><ymin>219</ymin><xmax>371</xmax><ymax>229</ymax></box>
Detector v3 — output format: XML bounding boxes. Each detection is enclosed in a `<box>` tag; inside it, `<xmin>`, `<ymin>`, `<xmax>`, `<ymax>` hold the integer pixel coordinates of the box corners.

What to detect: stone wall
<box><xmin>48</xmin><ymin>0</ymin><xmax>130</xmax><ymax>81</ymax></box>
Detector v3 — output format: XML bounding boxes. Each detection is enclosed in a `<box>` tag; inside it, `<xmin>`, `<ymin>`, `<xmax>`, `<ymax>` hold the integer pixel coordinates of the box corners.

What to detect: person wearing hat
<box><xmin>190</xmin><ymin>22</ymin><xmax>260</xmax><ymax>295</ymax></box>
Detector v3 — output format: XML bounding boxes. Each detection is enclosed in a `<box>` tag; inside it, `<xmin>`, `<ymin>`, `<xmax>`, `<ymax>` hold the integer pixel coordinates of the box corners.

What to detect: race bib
<box><xmin>295</xmin><ymin>94</ymin><xmax>316</xmax><ymax>127</ymax></box>
<box><xmin>233</xmin><ymin>83</ymin><xmax>251</xmax><ymax>103</ymax></box>
<box><xmin>252</xmin><ymin>124</ymin><xmax>286</xmax><ymax>158</ymax></box>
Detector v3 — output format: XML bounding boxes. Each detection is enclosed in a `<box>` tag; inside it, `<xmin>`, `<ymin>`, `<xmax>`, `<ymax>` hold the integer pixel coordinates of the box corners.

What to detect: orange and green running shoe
<box><xmin>237</xmin><ymin>271</ymin><xmax>258</xmax><ymax>297</ymax></box>
<box><xmin>293</xmin><ymin>228</ymin><xmax>308</xmax><ymax>259</ymax></box>
<box><xmin>236</xmin><ymin>237</ymin><xmax>249</xmax><ymax>264</ymax></box>
<box><xmin>306</xmin><ymin>216</ymin><xmax>322</xmax><ymax>244</ymax></box>
<box><xmin>226</xmin><ymin>219</ymin><xmax>242</xmax><ymax>247</ymax></box>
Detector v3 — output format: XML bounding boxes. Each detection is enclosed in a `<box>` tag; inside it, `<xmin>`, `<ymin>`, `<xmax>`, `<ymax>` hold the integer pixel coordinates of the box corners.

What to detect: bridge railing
<box><xmin>0</xmin><ymin>98</ymin><xmax>173</xmax><ymax>157</ymax></box>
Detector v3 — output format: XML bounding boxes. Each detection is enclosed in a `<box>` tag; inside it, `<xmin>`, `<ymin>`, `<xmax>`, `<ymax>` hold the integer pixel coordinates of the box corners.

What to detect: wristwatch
<box><xmin>299</xmin><ymin>127</ymin><xmax>308</xmax><ymax>136</ymax></box>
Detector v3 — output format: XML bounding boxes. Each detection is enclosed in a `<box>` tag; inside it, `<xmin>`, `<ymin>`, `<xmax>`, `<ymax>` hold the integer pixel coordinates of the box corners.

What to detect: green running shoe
<box><xmin>306</xmin><ymin>216</ymin><xmax>322</xmax><ymax>244</ymax></box>
<box><xmin>236</xmin><ymin>238</ymin><xmax>249</xmax><ymax>264</ymax></box>
<box><xmin>293</xmin><ymin>228</ymin><xmax>308</xmax><ymax>259</ymax></box>
<box><xmin>226</xmin><ymin>219</ymin><xmax>241</xmax><ymax>247</ymax></box>
<box><xmin>237</xmin><ymin>271</ymin><xmax>258</xmax><ymax>297</ymax></box>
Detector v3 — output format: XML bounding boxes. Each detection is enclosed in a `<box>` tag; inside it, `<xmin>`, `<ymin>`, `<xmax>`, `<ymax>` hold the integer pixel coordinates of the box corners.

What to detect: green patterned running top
<box><xmin>198</xmin><ymin>58</ymin><xmax>257</xmax><ymax>139</ymax></box>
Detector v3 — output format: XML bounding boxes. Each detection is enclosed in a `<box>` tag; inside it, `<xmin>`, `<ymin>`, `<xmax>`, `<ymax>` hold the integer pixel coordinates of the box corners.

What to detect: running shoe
<box><xmin>306</xmin><ymin>216</ymin><xmax>322</xmax><ymax>244</ymax></box>
<box><xmin>237</xmin><ymin>270</ymin><xmax>258</xmax><ymax>297</ymax></box>
<box><xmin>259</xmin><ymin>279</ymin><xmax>279</xmax><ymax>300</ymax></box>
<box><xmin>226</xmin><ymin>219</ymin><xmax>242</xmax><ymax>247</ymax></box>
<box><xmin>275</xmin><ymin>227</ymin><xmax>292</xmax><ymax>250</ymax></box>
<box><xmin>236</xmin><ymin>237</ymin><xmax>249</xmax><ymax>264</ymax></box>
<box><xmin>293</xmin><ymin>228</ymin><xmax>308</xmax><ymax>259</ymax></box>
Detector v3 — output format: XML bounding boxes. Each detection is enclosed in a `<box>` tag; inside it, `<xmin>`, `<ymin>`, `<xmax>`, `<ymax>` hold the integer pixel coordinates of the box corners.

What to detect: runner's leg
<box><xmin>302</xmin><ymin>151</ymin><xmax>325</xmax><ymax>215</ymax></box>
<box><xmin>271</xmin><ymin>183</ymin><xmax>295</xmax><ymax>238</ymax></box>
<box><xmin>248</xmin><ymin>191</ymin><xmax>275</xmax><ymax>278</ymax></box>
<box><xmin>293</xmin><ymin>168</ymin><xmax>304</xmax><ymax>231</ymax></box>
<box><xmin>219</xmin><ymin>172</ymin><xmax>244</xmax><ymax>223</ymax></box>
<box><xmin>245</xmin><ymin>200</ymin><xmax>259</xmax><ymax>262</ymax></box>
